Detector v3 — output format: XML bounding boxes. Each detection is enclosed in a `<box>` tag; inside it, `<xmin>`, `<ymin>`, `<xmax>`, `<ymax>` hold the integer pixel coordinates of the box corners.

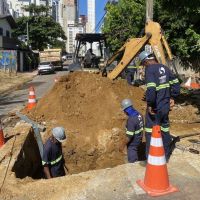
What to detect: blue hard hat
<box><xmin>138</xmin><ymin>51</ymin><xmax>154</xmax><ymax>63</ymax></box>
<box><xmin>52</xmin><ymin>127</ymin><xmax>66</xmax><ymax>143</ymax></box>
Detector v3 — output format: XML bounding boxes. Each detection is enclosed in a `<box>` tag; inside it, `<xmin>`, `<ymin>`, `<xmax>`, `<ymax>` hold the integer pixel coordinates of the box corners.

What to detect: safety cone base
<box><xmin>136</xmin><ymin>179</ymin><xmax>178</xmax><ymax>197</ymax></box>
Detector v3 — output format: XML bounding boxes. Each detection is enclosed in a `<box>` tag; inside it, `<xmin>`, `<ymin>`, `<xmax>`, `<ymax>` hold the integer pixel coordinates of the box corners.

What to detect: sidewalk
<box><xmin>0</xmin><ymin>70</ymin><xmax>37</xmax><ymax>95</ymax></box>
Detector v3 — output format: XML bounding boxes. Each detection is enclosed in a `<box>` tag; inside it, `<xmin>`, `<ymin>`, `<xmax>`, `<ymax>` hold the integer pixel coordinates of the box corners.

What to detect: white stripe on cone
<box><xmin>29</xmin><ymin>91</ymin><xmax>35</xmax><ymax>95</ymax></box>
<box><xmin>148</xmin><ymin>155</ymin><xmax>166</xmax><ymax>166</ymax></box>
<box><xmin>150</xmin><ymin>137</ymin><xmax>163</xmax><ymax>147</ymax></box>
<box><xmin>29</xmin><ymin>99</ymin><xmax>36</xmax><ymax>103</ymax></box>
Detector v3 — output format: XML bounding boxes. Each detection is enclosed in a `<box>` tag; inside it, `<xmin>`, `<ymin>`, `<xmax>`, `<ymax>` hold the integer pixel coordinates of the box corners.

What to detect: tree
<box><xmin>103</xmin><ymin>0</ymin><xmax>146</xmax><ymax>52</ymax></box>
<box><xmin>23</xmin><ymin>3</ymin><xmax>50</xmax><ymax>16</ymax></box>
<box><xmin>103</xmin><ymin>0</ymin><xmax>200</xmax><ymax>70</ymax></box>
<box><xmin>13</xmin><ymin>5</ymin><xmax>66</xmax><ymax>50</ymax></box>
<box><xmin>154</xmin><ymin>0</ymin><xmax>200</xmax><ymax>70</ymax></box>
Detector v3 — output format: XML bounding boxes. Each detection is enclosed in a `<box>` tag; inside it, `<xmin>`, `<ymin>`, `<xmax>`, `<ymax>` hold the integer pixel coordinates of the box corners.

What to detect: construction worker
<box><xmin>138</xmin><ymin>51</ymin><xmax>180</xmax><ymax>161</ymax></box>
<box><xmin>126</xmin><ymin>59</ymin><xmax>138</xmax><ymax>85</ymax></box>
<box><xmin>42</xmin><ymin>127</ymin><xmax>67</xmax><ymax>178</ymax></box>
<box><xmin>120</xmin><ymin>99</ymin><xmax>144</xmax><ymax>163</ymax></box>
<box><xmin>84</xmin><ymin>49</ymin><xmax>97</xmax><ymax>68</ymax></box>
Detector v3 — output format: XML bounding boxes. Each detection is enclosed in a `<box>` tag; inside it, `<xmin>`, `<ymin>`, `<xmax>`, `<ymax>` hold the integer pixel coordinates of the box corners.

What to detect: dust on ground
<box><xmin>0</xmin><ymin>71</ymin><xmax>34</xmax><ymax>94</ymax></box>
<box><xmin>24</xmin><ymin>72</ymin><xmax>200</xmax><ymax>174</ymax></box>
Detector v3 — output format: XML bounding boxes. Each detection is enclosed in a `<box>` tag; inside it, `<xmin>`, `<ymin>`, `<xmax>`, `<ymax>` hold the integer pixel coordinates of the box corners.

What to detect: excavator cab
<box><xmin>68</xmin><ymin>33</ymin><xmax>108</xmax><ymax>73</ymax></box>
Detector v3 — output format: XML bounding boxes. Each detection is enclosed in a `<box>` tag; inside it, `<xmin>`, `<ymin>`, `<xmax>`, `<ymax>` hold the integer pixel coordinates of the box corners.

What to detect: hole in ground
<box><xmin>12</xmin><ymin>129</ymin><xmax>43</xmax><ymax>179</ymax></box>
<box><xmin>12</xmin><ymin>128</ymin><xmax>146</xmax><ymax>179</ymax></box>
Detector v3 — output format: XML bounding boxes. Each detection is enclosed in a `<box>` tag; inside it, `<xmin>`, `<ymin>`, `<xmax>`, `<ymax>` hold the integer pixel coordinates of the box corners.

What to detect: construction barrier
<box><xmin>184</xmin><ymin>77</ymin><xmax>200</xmax><ymax>89</ymax></box>
<box><xmin>27</xmin><ymin>86</ymin><xmax>37</xmax><ymax>110</ymax></box>
<box><xmin>137</xmin><ymin>125</ymin><xmax>178</xmax><ymax>196</ymax></box>
<box><xmin>0</xmin><ymin>121</ymin><xmax>5</xmax><ymax>148</ymax></box>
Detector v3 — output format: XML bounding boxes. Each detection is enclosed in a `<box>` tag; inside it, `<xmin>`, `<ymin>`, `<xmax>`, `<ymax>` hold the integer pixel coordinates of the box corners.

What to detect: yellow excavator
<box><xmin>104</xmin><ymin>0</ymin><xmax>180</xmax><ymax>81</ymax></box>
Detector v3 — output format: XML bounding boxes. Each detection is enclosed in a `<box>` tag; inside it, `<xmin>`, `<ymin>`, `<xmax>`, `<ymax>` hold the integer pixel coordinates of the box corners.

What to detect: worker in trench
<box><xmin>42</xmin><ymin>127</ymin><xmax>67</xmax><ymax>178</ymax></box>
<box><xmin>138</xmin><ymin>51</ymin><xmax>180</xmax><ymax>161</ymax></box>
<box><xmin>120</xmin><ymin>99</ymin><xmax>144</xmax><ymax>163</ymax></box>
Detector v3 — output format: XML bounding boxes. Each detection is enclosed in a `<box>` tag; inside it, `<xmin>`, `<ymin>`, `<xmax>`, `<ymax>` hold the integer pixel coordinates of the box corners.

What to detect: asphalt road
<box><xmin>0</xmin><ymin>67</ymin><xmax>69</xmax><ymax>117</ymax></box>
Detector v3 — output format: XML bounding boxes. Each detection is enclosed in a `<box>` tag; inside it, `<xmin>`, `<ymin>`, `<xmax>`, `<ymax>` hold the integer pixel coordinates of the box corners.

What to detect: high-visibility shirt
<box><xmin>127</xmin><ymin>65</ymin><xmax>137</xmax><ymax>69</ymax></box>
<box><xmin>126</xmin><ymin>114</ymin><xmax>144</xmax><ymax>139</ymax></box>
<box><xmin>145</xmin><ymin>64</ymin><xmax>180</xmax><ymax>111</ymax></box>
<box><xmin>42</xmin><ymin>138</ymin><xmax>65</xmax><ymax>177</ymax></box>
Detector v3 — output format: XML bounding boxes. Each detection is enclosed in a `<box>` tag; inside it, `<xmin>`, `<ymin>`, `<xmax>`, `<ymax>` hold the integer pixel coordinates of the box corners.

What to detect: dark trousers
<box><xmin>145</xmin><ymin>107</ymin><xmax>172</xmax><ymax>161</ymax></box>
<box><xmin>127</xmin><ymin>133</ymin><xmax>142</xmax><ymax>163</ymax></box>
<box><xmin>127</xmin><ymin>69</ymin><xmax>137</xmax><ymax>85</ymax></box>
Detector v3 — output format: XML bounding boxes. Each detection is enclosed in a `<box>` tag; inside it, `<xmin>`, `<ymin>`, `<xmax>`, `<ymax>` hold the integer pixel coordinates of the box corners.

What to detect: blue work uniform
<box><xmin>126</xmin><ymin>113</ymin><xmax>144</xmax><ymax>162</ymax></box>
<box><xmin>145</xmin><ymin>64</ymin><xmax>180</xmax><ymax>161</ymax></box>
<box><xmin>42</xmin><ymin>138</ymin><xmax>65</xmax><ymax>178</ymax></box>
<box><xmin>126</xmin><ymin>61</ymin><xmax>137</xmax><ymax>85</ymax></box>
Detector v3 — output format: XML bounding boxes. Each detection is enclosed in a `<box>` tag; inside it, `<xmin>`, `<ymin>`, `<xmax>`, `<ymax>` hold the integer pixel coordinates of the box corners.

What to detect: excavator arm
<box><xmin>107</xmin><ymin>34</ymin><xmax>151</xmax><ymax>80</ymax></box>
<box><xmin>105</xmin><ymin>21</ymin><xmax>178</xmax><ymax>80</ymax></box>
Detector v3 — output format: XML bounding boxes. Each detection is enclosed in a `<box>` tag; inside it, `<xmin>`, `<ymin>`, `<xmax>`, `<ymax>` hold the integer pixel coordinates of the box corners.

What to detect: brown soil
<box><xmin>0</xmin><ymin>71</ymin><xmax>34</xmax><ymax>94</ymax></box>
<box><xmin>27</xmin><ymin>72</ymin><xmax>146</xmax><ymax>174</ymax></box>
<box><xmin>24</xmin><ymin>72</ymin><xmax>200</xmax><ymax>174</ymax></box>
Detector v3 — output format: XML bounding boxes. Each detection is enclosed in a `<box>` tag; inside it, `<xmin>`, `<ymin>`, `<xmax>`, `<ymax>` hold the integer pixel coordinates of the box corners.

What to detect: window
<box><xmin>6</xmin><ymin>30</ymin><xmax>10</xmax><ymax>38</ymax></box>
<box><xmin>0</xmin><ymin>28</ymin><xmax>3</xmax><ymax>36</ymax></box>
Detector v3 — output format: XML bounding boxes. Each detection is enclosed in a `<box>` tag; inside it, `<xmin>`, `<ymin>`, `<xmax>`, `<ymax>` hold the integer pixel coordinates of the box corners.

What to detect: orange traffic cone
<box><xmin>137</xmin><ymin>125</ymin><xmax>178</xmax><ymax>196</ymax></box>
<box><xmin>0</xmin><ymin>121</ymin><xmax>5</xmax><ymax>148</ymax></box>
<box><xmin>27</xmin><ymin>86</ymin><xmax>37</xmax><ymax>110</ymax></box>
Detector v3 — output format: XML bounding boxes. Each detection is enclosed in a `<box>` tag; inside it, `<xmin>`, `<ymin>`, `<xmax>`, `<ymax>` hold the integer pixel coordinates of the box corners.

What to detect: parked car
<box><xmin>38</xmin><ymin>62</ymin><xmax>55</xmax><ymax>75</ymax></box>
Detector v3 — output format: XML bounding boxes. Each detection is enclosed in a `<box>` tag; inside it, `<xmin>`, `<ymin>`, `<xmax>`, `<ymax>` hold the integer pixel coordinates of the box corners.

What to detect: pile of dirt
<box><xmin>26</xmin><ymin>72</ymin><xmax>200</xmax><ymax>174</ymax></box>
<box><xmin>28</xmin><ymin>72</ymin><xmax>146</xmax><ymax>174</ymax></box>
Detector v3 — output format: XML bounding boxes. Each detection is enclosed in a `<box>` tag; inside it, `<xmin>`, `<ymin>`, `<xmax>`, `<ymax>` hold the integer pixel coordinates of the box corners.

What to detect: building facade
<box><xmin>65</xmin><ymin>0</ymin><xmax>82</xmax><ymax>53</ymax></box>
<box><xmin>86</xmin><ymin>0</ymin><xmax>95</xmax><ymax>33</ymax></box>
<box><xmin>67</xmin><ymin>22</ymin><xmax>84</xmax><ymax>53</ymax></box>
<box><xmin>0</xmin><ymin>0</ymin><xmax>10</xmax><ymax>15</ymax></box>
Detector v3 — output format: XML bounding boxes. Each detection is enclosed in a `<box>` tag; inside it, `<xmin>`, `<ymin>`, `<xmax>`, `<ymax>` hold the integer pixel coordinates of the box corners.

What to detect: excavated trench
<box><xmin>11</xmin><ymin>127</ymin><xmax>146</xmax><ymax>179</ymax></box>
<box><xmin>12</xmin><ymin>72</ymin><xmax>147</xmax><ymax>178</ymax></box>
<box><xmin>12</xmin><ymin>129</ymin><xmax>43</xmax><ymax>179</ymax></box>
<box><xmin>11</xmin><ymin>72</ymin><xmax>199</xmax><ymax>179</ymax></box>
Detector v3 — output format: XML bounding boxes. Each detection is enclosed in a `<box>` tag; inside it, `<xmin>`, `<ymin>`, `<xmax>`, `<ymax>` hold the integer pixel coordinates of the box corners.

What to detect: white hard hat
<box><xmin>121</xmin><ymin>99</ymin><xmax>133</xmax><ymax>110</ymax></box>
<box><xmin>138</xmin><ymin>51</ymin><xmax>154</xmax><ymax>63</ymax></box>
<box><xmin>52</xmin><ymin>127</ymin><xmax>66</xmax><ymax>143</ymax></box>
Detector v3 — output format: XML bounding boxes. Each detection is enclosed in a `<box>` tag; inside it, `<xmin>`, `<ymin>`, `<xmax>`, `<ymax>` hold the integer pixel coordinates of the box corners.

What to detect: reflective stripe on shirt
<box><xmin>42</xmin><ymin>155</ymin><xmax>63</xmax><ymax>166</ymax></box>
<box><xmin>169</xmin><ymin>78</ymin><xmax>179</xmax><ymax>85</ymax></box>
<box><xmin>127</xmin><ymin>65</ymin><xmax>137</xmax><ymax>69</ymax></box>
<box><xmin>147</xmin><ymin>82</ymin><xmax>171</xmax><ymax>91</ymax></box>
<box><xmin>156</xmin><ymin>83</ymin><xmax>170</xmax><ymax>91</ymax></box>
<box><xmin>126</xmin><ymin>127</ymin><xmax>143</xmax><ymax>136</ymax></box>
<box><xmin>147</xmin><ymin>82</ymin><xmax>156</xmax><ymax>88</ymax></box>
<box><xmin>145</xmin><ymin>126</ymin><xmax>169</xmax><ymax>133</ymax></box>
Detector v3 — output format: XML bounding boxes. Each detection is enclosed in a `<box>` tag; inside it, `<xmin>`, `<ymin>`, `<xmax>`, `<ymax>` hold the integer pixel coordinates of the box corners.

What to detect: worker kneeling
<box><xmin>120</xmin><ymin>99</ymin><xmax>144</xmax><ymax>163</ymax></box>
<box><xmin>42</xmin><ymin>127</ymin><xmax>67</xmax><ymax>179</ymax></box>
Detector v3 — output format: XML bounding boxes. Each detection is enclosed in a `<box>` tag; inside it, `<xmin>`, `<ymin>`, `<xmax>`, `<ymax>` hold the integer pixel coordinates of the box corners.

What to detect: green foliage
<box><xmin>155</xmin><ymin>0</ymin><xmax>200</xmax><ymax>70</ymax></box>
<box><xmin>23</xmin><ymin>3</ymin><xmax>50</xmax><ymax>16</ymax></box>
<box><xmin>51</xmin><ymin>40</ymin><xmax>66</xmax><ymax>51</ymax></box>
<box><xmin>103</xmin><ymin>0</ymin><xmax>146</xmax><ymax>52</ymax></box>
<box><xmin>13</xmin><ymin>16</ymin><xmax>66</xmax><ymax>50</ymax></box>
<box><xmin>103</xmin><ymin>0</ymin><xmax>200</xmax><ymax>70</ymax></box>
<box><xmin>13</xmin><ymin>5</ymin><xmax>66</xmax><ymax>51</ymax></box>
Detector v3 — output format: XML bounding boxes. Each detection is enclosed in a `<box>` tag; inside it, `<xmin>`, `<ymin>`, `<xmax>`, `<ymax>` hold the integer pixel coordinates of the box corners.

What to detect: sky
<box><xmin>78</xmin><ymin>0</ymin><xmax>108</xmax><ymax>31</ymax></box>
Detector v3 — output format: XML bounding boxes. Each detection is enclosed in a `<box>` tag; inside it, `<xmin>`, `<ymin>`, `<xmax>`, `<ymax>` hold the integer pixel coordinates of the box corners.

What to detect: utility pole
<box><xmin>26</xmin><ymin>21</ymin><xmax>29</xmax><ymax>45</ymax></box>
<box><xmin>146</xmin><ymin>0</ymin><xmax>153</xmax><ymax>22</ymax></box>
